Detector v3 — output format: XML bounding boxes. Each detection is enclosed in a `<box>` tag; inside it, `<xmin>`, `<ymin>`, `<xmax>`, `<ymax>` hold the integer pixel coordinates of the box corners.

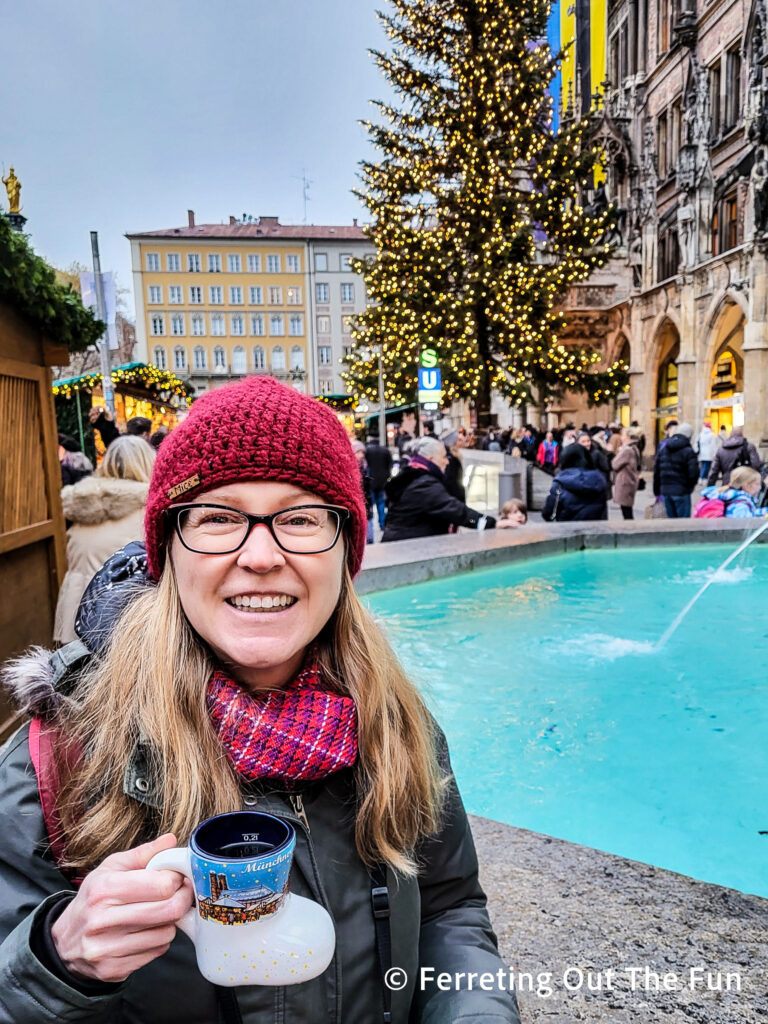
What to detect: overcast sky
<box><xmin>2</xmin><ymin>0</ymin><xmax>389</xmax><ymax>316</ymax></box>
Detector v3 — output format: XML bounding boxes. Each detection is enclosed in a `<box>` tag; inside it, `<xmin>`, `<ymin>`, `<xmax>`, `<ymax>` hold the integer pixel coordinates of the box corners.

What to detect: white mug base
<box><xmin>192</xmin><ymin>893</ymin><xmax>336</xmax><ymax>987</ymax></box>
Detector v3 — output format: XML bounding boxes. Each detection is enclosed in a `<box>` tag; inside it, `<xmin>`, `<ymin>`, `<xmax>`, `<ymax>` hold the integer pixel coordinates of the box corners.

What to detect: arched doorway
<box><xmin>654</xmin><ymin>321</ymin><xmax>680</xmax><ymax>444</ymax></box>
<box><xmin>706</xmin><ymin>303</ymin><xmax>745</xmax><ymax>434</ymax></box>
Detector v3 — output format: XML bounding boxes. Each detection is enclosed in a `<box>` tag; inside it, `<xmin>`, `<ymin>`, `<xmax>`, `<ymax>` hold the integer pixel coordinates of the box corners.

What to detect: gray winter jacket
<box><xmin>0</xmin><ymin>651</ymin><xmax>520</xmax><ymax>1024</ymax></box>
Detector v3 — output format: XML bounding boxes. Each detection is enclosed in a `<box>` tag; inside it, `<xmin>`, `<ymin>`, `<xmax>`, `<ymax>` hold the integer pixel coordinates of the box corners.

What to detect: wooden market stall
<box><xmin>0</xmin><ymin>300</ymin><xmax>69</xmax><ymax>738</ymax></box>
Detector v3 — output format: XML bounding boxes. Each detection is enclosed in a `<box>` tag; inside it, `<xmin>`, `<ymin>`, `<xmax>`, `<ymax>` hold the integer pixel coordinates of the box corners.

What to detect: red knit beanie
<box><xmin>144</xmin><ymin>377</ymin><xmax>366</xmax><ymax>579</ymax></box>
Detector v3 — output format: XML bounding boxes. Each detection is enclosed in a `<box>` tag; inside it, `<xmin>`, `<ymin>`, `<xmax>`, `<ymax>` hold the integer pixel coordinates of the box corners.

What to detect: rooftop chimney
<box><xmin>353</xmin><ymin>218</ymin><xmax>358</xmax><ymax>227</ymax></box>
<box><xmin>229</xmin><ymin>216</ymin><xmax>236</xmax><ymax>225</ymax></box>
<box><xmin>187</xmin><ymin>209</ymin><xmax>195</xmax><ymax>228</ymax></box>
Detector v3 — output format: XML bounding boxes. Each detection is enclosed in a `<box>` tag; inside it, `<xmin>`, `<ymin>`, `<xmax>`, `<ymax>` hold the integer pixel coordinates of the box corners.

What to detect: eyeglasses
<box><xmin>166</xmin><ymin>503</ymin><xmax>350</xmax><ymax>555</ymax></box>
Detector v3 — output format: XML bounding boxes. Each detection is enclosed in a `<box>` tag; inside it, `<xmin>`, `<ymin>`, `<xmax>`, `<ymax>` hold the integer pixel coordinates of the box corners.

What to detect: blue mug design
<box><xmin>191</xmin><ymin>812</ymin><xmax>295</xmax><ymax>925</ymax></box>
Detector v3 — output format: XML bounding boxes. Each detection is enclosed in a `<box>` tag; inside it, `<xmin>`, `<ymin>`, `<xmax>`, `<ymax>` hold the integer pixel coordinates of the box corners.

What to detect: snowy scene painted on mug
<box><xmin>193</xmin><ymin>847</ymin><xmax>293</xmax><ymax>925</ymax></box>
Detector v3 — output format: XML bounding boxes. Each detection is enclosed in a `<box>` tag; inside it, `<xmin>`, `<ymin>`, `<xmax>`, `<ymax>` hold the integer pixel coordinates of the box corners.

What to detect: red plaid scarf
<box><xmin>206</xmin><ymin>659</ymin><xmax>358</xmax><ymax>784</ymax></box>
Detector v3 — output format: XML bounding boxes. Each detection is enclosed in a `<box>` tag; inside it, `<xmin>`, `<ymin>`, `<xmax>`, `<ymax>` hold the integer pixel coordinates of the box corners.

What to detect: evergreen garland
<box><xmin>0</xmin><ymin>215</ymin><xmax>104</xmax><ymax>352</ymax></box>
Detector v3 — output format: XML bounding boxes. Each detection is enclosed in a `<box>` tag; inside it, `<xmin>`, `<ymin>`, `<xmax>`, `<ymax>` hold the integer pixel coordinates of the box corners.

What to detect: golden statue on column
<box><xmin>3</xmin><ymin>167</ymin><xmax>21</xmax><ymax>213</ymax></box>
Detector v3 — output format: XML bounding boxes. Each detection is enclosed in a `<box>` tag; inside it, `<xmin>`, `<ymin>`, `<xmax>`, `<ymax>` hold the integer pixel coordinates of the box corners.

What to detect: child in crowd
<box><xmin>497</xmin><ymin>498</ymin><xmax>528</xmax><ymax>528</ymax></box>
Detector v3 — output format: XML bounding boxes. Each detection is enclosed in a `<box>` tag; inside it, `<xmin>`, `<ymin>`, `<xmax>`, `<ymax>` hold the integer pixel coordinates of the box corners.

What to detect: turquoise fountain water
<box><xmin>366</xmin><ymin>543</ymin><xmax>768</xmax><ymax>897</ymax></box>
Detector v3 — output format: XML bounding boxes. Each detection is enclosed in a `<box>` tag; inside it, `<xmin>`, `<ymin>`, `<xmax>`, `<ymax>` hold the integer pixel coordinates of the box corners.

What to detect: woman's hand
<box><xmin>50</xmin><ymin>833</ymin><xmax>193</xmax><ymax>984</ymax></box>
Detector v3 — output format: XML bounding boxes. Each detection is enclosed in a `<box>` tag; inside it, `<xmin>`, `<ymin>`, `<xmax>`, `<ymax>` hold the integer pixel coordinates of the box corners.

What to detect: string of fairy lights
<box><xmin>52</xmin><ymin>363</ymin><xmax>190</xmax><ymax>402</ymax></box>
<box><xmin>342</xmin><ymin>0</ymin><xmax>629</xmax><ymax>415</ymax></box>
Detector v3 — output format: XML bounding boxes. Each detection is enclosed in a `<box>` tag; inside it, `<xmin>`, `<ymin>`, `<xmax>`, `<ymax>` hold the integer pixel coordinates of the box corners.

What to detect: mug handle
<box><xmin>146</xmin><ymin>846</ymin><xmax>197</xmax><ymax>941</ymax></box>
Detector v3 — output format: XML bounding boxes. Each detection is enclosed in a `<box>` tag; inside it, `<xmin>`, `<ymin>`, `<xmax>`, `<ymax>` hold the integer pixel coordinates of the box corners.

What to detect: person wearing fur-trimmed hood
<box><xmin>54</xmin><ymin>436</ymin><xmax>155</xmax><ymax>644</ymax></box>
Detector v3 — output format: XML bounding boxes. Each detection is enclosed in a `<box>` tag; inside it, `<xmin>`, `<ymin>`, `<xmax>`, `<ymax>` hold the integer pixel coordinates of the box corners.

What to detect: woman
<box><xmin>382</xmin><ymin>436</ymin><xmax>496</xmax><ymax>541</ymax></box>
<box><xmin>535</xmin><ymin>431</ymin><xmax>558</xmax><ymax>474</ymax></box>
<box><xmin>541</xmin><ymin>444</ymin><xmax>609</xmax><ymax>522</ymax></box>
<box><xmin>611</xmin><ymin>426</ymin><xmax>643</xmax><ymax>520</ymax></box>
<box><xmin>54</xmin><ymin>435</ymin><xmax>155</xmax><ymax>644</ymax></box>
<box><xmin>696</xmin><ymin>466</ymin><xmax>768</xmax><ymax>518</ymax></box>
<box><xmin>0</xmin><ymin>378</ymin><xmax>519</xmax><ymax>1024</ymax></box>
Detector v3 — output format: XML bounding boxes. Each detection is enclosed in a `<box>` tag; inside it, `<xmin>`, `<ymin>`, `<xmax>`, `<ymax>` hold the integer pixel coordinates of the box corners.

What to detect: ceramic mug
<box><xmin>147</xmin><ymin>810</ymin><xmax>335</xmax><ymax>987</ymax></box>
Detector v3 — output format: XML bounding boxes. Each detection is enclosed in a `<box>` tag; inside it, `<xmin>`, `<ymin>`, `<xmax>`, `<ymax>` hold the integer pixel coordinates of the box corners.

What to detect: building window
<box><xmin>249</xmin><ymin>286</ymin><xmax>263</xmax><ymax>304</ymax></box>
<box><xmin>171</xmin><ymin>314</ymin><xmax>185</xmax><ymax>336</ymax></box>
<box><xmin>339</xmin><ymin>253</ymin><xmax>352</xmax><ymax>271</ymax></box>
<box><xmin>724</xmin><ymin>49</ymin><xmax>742</xmax><ymax>132</ymax></box>
<box><xmin>250</xmin><ymin>314</ymin><xmax>265</xmax><ymax>336</ymax></box>
<box><xmin>290</xmin><ymin>346</ymin><xmax>305</xmax><ymax>370</ymax></box>
<box><xmin>314</xmin><ymin>252</ymin><xmax>328</xmax><ymax>272</ymax></box>
<box><xmin>271</xmin><ymin>345</ymin><xmax>286</xmax><ymax>370</ymax></box>
<box><xmin>230</xmin><ymin>286</ymin><xmax>243</xmax><ymax>304</ymax></box>
<box><xmin>342</xmin><ymin>315</ymin><xmax>354</xmax><ymax>334</ymax></box>
<box><xmin>173</xmin><ymin>346</ymin><xmax>187</xmax><ymax>371</ymax></box>
<box><xmin>342</xmin><ymin>343</ymin><xmax>353</xmax><ymax>358</ymax></box>
<box><xmin>193</xmin><ymin>346</ymin><xmax>207</xmax><ymax>370</ymax></box>
<box><xmin>657</xmin><ymin>112</ymin><xmax>668</xmax><ymax>179</ymax></box>
<box><xmin>289</xmin><ymin>314</ymin><xmax>304</xmax><ymax>336</ymax></box>
<box><xmin>710</xmin><ymin>62</ymin><xmax>722</xmax><ymax>139</ymax></box>
<box><xmin>191</xmin><ymin>314</ymin><xmax>205</xmax><ymax>336</ymax></box>
<box><xmin>286</xmin><ymin>254</ymin><xmax>300</xmax><ymax>273</ymax></box>
<box><xmin>267</xmin><ymin>254</ymin><xmax>281</xmax><ymax>273</ymax></box>
<box><xmin>317</xmin><ymin>315</ymin><xmax>330</xmax><ymax>333</ymax></box>
<box><xmin>658</xmin><ymin>0</ymin><xmax>670</xmax><ymax>53</ymax></box>
<box><xmin>148</xmin><ymin>285</ymin><xmax>162</xmax><ymax>304</ymax></box>
<box><xmin>713</xmin><ymin>190</ymin><xmax>739</xmax><ymax>255</ymax></box>
<box><xmin>189</xmin><ymin>285</ymin><xmax>203</xmax><ymax>304</ymax></box>
<box><xmin>340</xmin><ymin>283</ymin><xmax>355</xmax><ymax>303</ymax></box>
<box><xmin>657</xmin><ymin>227</ymin><xmax>679</xmax><ymax>280</ymax></box>
<box><xmin>319</xmin><ymin>379</ymin><xmax>333</xmax><ymax>395</ymax></box>
<box><xmin>146</xmin><ymin>253</ymin><xmax>160</xmax><ymax>271</ymax></box>
<box><xmin>268</xmin><ymin>286</ymin><xmax>283</xmax><ymax>305</ymax></box>
<box><xmin>316</xmin><ymin>283</ymin><xmax>329</xmax><ymax>304</ymax></box>
<box><xmin>247</xmin><ymin>254</ymin><xmax>261</xmax><ymax>273</ymax></box>
<box><xmin>209</xmin><ymin>285</ymin><xmax>223</xmax><ymax>304</ymax></box>
<box><xmin>211</xmin><ymin>314</ymin><xmax>225</xmax><ymax>336</ymax></box>
<box><xmin>169</xmin><ymin>285</ymin><xmax>182</xmax><ymax>304</ymax></box>
<box><xmin>253</xmin><ymin>345</ymin><xmax>266</xmax><ymax>370</ymax></box>
<box><xmin>270</xmin><ymin>314</ymin><xmax>285</xmax><ymax>336</ymax></box>
<box><xmin>670</xmin><ymin>99</ymin><xmax>682</xmax><ymax>174</ymax></box>
<box><xmin>213</xmin><ymin>345</ymin><xmax>227</xmax><ymax>370</ymax></box>
<box><xmin>207</xmin><ymin>253</ymin><xmax>222</xmax><ymax>273</ymax></box>
<box><xmin>232</xmin><ymin>345</ymin><xmax>247</xmax><ymax>373</ymax></box>
<box><xmin>187</xmin><ymin>253</ymin><xmax>201</xmax><ymax>273</ymax></box>
<box><xmin>227</xmin><ymin>254</ymin><xmax>242</xmax><ymax>273</ymax></box>
<box><xmin>231</xmin><ymin>314</ymin><xmax>245</xmax><ymax>336</ymax></box>
<box><xmin>286</xmin><ymin>286</ymin><xmax>302</xmax><ymax>305</ymax></box>
<box><xmin>153</xmin><ymin>345</ymin><xmax>167</xmax><ymax>368</ymax></box>
<box><xmin>319</xmin><ymin>345</ymin><xmax>332</xmax><ymax>365</ymax></box>
<box><xmin>167</xmin><ymin>253</ymin><xmax>181</xmax><ymax>272</ymax></box>
<box><xmin>150</xmin><ymin>314</ymin><xmax>165</xmax><ymax>336</ymax></box>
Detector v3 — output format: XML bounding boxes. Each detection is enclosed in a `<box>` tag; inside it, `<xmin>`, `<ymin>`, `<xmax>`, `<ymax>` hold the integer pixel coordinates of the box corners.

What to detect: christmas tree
<box><xmin>343</xmin><ymin>0</ymin><xmax>629</xmax><ymax>426</ymax></box>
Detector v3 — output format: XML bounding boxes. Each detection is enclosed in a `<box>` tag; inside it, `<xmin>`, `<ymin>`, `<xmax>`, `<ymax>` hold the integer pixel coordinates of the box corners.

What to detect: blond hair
<box><xmin>500</xmin><ymin>498</ymin><xmax>528</xmax><ymax>521</ymax></box>
<box><xmin>728</xmin><ymin>466</ymin><xmax>761</xmax><ymax>492</ymax></box>
<box><xmin>97</xmin><ymin>435</ymin><xmax>155</xmax><ymax>483</ymax></box>
<box><xmin>58</xmin><ymin>565</ymin><xmax>444</xmax><ymax>876</ymax></box>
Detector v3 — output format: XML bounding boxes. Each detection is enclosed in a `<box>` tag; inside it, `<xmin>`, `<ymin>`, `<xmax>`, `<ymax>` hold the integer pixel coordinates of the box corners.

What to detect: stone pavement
<box><xmin>471</xmin><ymin>816</ymin><xmax>768</xmax><ymax>1023</ymax></box>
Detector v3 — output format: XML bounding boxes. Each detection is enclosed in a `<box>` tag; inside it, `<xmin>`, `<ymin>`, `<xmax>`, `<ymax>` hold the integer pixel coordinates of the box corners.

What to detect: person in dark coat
<box><xmin>57</xmin><ymin>434</ymin><xmax>93</xmax><ymax>487</ymax></box>
<box><xmin>382</xmin><ymin>436</ymin><xmax>496</xmax><ymax>541</ymax></box>
<box><xmin>706</xmin><ymin>426</ymin><xmax>761</xmax><ymax>486</ymax></box>
<box><xmin>652</xmin><ymin>421</ymin><xmax>699</xmax><ymax>517</ymax></box>
<box><xmin>575</xmin><ymin>430</ymin><xmax>611</xmax><ymax>492</ymax></box>
<box><xmin>352</xmin><ymin>440</ymin><xmax>374</xmax><ymax>542</ymax></box>
<box><xmin>439</xmin><ymin>429</ymin><xmax>466</xmax><ymax>501</ymax></box>
<box><xmin>364</xmin><ymin>434</ymin><xmax>393</xmax><ymax>530</ymax></box>
<box><xmin>541</xmin><ymin>444</ymin><xmax>608</xmax><ymax>521</ymax></box>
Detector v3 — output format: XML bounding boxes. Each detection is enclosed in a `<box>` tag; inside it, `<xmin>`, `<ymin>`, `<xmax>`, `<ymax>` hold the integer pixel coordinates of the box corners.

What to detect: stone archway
<box><xmin>704</xmin><ymin>300</ymin><xmax>745</xmax><ymax>435</ymax></box>
<box><xmin>653</xmin><ymin>320</ymin><xmax>681</xmax><ymax>444</ymax></box>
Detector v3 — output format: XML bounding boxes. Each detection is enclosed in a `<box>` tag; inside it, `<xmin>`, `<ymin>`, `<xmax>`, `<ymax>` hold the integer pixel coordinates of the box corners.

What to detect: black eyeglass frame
<box><xmin>165</xmin><ymin>502</ymin><xmax>351</xmax><ymax>555</ymax></box>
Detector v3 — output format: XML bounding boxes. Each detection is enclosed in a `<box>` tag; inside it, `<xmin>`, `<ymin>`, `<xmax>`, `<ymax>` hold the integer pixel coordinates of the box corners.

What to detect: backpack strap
<box><xmin>371</xmin><ymin>863</ymin><xmax>392</xmax><ymax>1023</ymax></box>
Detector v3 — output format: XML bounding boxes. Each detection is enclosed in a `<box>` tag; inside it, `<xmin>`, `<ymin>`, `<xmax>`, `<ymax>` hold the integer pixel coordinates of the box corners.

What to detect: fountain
<box><xmin>656</xmin><ymin>518</ymin><xmax>768</xmax><ymax>649</ymax></box>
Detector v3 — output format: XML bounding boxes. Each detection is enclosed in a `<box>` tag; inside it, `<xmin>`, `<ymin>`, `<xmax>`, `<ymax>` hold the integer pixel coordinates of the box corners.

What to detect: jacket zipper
<box><xmin>289</xmin><ymin>793</ymin><xmax>310</xmax><ymax>833</ymax></box>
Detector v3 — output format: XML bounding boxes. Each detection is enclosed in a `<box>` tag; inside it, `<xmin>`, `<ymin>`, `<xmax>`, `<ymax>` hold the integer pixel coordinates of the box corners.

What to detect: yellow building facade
<box><xmin>129</xmin><ymin>221</ymin><xmax>309</xmax><ymax>394</ymax></box>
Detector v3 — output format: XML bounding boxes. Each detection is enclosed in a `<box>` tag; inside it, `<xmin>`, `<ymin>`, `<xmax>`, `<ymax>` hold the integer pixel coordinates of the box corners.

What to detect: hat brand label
<box><xmin>167</xmin><ymin>474</ymin><xmax>201</xmax><ymax>500</ymax></box>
